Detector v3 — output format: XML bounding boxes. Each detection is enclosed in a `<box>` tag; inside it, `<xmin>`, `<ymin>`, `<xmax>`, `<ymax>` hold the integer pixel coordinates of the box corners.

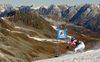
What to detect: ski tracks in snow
<box><xmin>34</xmin><ymin>49</ymin><xmax>100</xmax><ymax>62</ymax></box>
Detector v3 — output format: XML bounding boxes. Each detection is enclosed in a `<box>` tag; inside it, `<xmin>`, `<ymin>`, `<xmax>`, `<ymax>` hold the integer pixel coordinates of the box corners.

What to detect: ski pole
<box><xmin>66</xmin><ymin>25</ymin><xmax>69</xmax><ymax>52</ymax></box>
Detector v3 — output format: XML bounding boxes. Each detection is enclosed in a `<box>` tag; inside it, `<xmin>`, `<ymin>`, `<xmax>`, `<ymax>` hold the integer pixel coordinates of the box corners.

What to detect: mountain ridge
<box><xmin>0</xmin><ymin>4</ymin><xmax>100</xmax><ymax>34</ymax></box>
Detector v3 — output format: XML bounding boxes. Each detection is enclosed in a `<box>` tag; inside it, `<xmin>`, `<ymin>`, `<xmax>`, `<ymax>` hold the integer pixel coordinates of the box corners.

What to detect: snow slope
<box><xmin>34</xmin><ymin>49</ymin><xmax>100</xmax><ymax>62</ymax></box>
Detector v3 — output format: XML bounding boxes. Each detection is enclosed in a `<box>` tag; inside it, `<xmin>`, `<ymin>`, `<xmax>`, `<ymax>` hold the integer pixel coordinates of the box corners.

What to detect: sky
<box><xmin>0</xmin><ymin>0</ymin><xmax>100</xmax><ymax>7</ymax></box>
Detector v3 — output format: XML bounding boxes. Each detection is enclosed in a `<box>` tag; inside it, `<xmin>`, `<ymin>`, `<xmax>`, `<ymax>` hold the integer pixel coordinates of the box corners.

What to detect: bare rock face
<box><xmin>0</xmin><ymin>4</ymin><xmax>100</xmax><ymax>34</ymax></box>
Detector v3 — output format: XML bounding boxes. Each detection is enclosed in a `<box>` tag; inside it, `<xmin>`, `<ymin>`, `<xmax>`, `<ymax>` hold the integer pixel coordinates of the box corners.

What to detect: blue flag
<box><xmin>57</xmin><ymin>30</ymin><xmax>67</xmax><ymax>38</ymax></box>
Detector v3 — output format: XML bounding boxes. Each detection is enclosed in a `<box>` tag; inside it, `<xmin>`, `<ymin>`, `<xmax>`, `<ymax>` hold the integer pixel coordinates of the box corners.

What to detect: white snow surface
<box><xmin>34</xmin><ymin>49</ymin><xmax>100</xmax><ymax>62</ymax></box>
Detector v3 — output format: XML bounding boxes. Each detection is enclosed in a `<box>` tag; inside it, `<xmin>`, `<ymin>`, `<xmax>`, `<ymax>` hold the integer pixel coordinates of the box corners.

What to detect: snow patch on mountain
<box><xmin>1</xmin><ymin>8</ymin><xmax>5</xmax><ymax>12</ymax></box>
<box><xmin>1</xmin><ymin>17</ymin><xmax>4</xmax><ymax>20</ymax></box>
<box><xmin>6</xmin><ymin>29</ymin><xmax>22</xmax><ymax>33</ymax></box>
<box><xmin>27</xmin><ymin>35</ymin><xmax>69</xmax><ymax>43</ymax></box>
<box><xmin>96</xmin><ymin>4</ymin><xmax>100</xmax><ymax>8</ymax></box>
<box><xmin>52</xmin><ymin>26</ymin><xmax>57</xmax><ymax>30</ymax></box>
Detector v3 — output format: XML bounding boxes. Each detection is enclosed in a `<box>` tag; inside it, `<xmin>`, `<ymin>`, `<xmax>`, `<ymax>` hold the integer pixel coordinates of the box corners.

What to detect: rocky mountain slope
<box><xmin>69</xmin><ymin>4</ymin><xmax>100</xmax><ymax>34</ymax></box>
<box><xmin>0</xmin><ymin>4</ymin><xmax>100</xmax><ymax>62</ymax></box>
<box><xmin>8</xmin><ymin>10</ymin><xmax>57</xmax><ymax>38</ymax></box>
<box><xmin>41</xmin><ymin>15</ymin><xmax>100</xmax><ymax>39</ymax></box>
<box><xmin>0</xmin><ymin>11</ymin><xmax>100</xmax><ymax>62</ymax></box>
<box><xmin>37</xmin><ymin>4</ymin><xmax>100</xmax><ymax>34</ymax></box>
<box><xmin>0</xmin><ymin>4</ymin><xmax>100</xmax><ymax>34</ymax></box>
<box><xmin>0</xmin><ymin>13</ymin><xmax>67</xmax><ymax>62</ymax></box>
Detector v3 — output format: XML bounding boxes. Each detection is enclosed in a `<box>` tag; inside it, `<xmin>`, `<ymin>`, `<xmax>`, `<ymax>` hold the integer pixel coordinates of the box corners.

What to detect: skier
<box><xmin>67</xmin><ymin>37</ymin><xmax>85</xmax><ymax>52</ymax></box>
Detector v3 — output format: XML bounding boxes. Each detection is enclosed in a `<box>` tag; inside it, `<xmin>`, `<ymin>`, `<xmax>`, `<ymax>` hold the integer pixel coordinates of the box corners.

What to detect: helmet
<box><xmin>71</xmin><ymin>37</ymin><xmax>75</xmax><ymax>41</ymax></box>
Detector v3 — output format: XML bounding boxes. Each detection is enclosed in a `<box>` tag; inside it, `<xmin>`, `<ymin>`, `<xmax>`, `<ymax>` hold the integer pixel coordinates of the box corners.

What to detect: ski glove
<box><xmin>67</xmin><ymin>46</ymin><xmax>69</xmax><ymax>49</ymax></box>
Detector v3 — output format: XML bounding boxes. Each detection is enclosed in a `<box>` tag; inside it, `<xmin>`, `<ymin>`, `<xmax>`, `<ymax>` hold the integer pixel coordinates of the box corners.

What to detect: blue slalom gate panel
<box><xmin>57</xmin><ymin>30</ymin><xmax>67</xmax><ymax>39</ymax></box>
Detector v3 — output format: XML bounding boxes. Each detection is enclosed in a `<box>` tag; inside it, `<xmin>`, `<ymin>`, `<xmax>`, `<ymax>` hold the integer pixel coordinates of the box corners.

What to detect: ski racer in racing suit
<box><xmin>67</xmin><ymin>37</ymin><xmax>85</xmax><ymax>52</ymax></box>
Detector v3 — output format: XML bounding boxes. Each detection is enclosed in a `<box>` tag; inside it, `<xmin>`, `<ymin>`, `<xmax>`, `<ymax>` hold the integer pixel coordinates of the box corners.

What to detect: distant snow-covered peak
<box><xmin>0</xmin><ymin>4</ymin><xmax>14</xmax><ymax>9</ymax></box>
<box><xmin>58</xmin><ymin>4</ymin><xmax>70</xmax><ymax>10</ymax></box>
<box><xmin>30</xmin><ymin>5</ymin><xmax>40</xmax><ymax>9</ymax></box>
<box><xmin>0</xmin><ymin>4</ymin><xmax>15</xmax><ymax>12</ymax></box>
<box><xmin>41</xmin><ymin>6</ymin><xmax>49</xmax><ymax>9</ymax></box>
<box><xmin>50</xmin><ymin>4</ymin><xmax>59</xmax><ymax>9</ymax></box>
<box><xmin>90</xmin><ymin>4</ymin><xmax>100</xmax><ymax>8</ymax></box>
<box><xmin>17</xmin><ymin>5</ymin><xmax>40</xmax><ymax>10</ymax></box>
